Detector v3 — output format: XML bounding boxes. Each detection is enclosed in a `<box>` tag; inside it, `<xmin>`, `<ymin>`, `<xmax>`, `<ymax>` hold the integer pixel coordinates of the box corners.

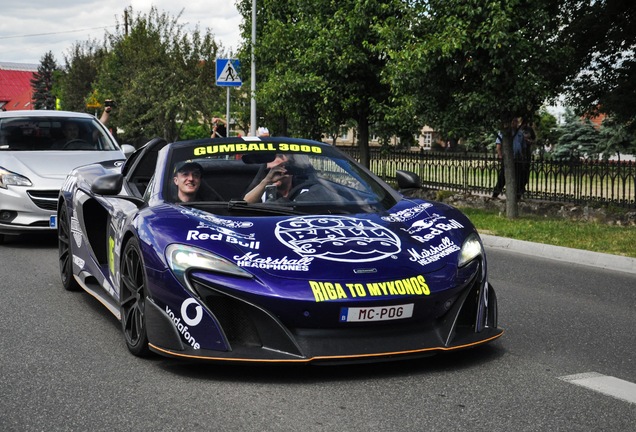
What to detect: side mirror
<box><xmin>396</xmin><ymin>170</ymin><xmax>421</xmax><ymax>190</ymax></box>
<box><xmin>121</xmin><ymin>144</ymin><xmax>136</xmax><ymax>158</ymax></box>
<box><xmin>91</xmin><ymin>173</ymin><xmax>123</xmax><ymax>195</ymax></box>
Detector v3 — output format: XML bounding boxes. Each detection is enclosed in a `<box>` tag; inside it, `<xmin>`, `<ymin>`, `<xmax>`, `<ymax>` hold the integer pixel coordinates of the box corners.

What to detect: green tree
<box><xmin>553</xmin><ymin>110</ymin><xmax>600</xmax><ymax>160</ymax></box>
<box><xmin>562</xmin><ymin>1</ymin><xmax>636</xmax><ymax>132</ymax></box>
<box><xmin>462</xmin><ymin>128</ymin><xmax>495</xmax><ymax>154</ymax></box>
<box><xmin>383</xmin><ymin>0</ymin><xmax>577</xmax><ymax>217</ymax></box>
<box><xmin>236</xmin><ymin>0</ymin><xmax>406</xmax><ymax>167</ymax></box>
<box><xmin>31</xmin><ymin>51</ymin><xmax>59</xmax><ymax>110</ymax></box>
<box><xmin>59</xmin><ymin>40</ymin><xmax>109</xmax><ymax>113</ymax></box>
<box><xmin>532</xmin><ymin>109</ymin><xmax>561</xmax><ymax>157</ymax></box>
<box><xmin>94</xmin><ymin>7</ymin><xmax>225</xmax><ymax>144</ymax></box>
<box><xmin>598</xmin><ymin>118</ymin><xmax>636</xmax><ymax>160</ymax></box>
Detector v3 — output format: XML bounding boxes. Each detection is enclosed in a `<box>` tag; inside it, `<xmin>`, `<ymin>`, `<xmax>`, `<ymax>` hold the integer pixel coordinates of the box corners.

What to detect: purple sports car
<box><xmin>57</xmin><ymin>136</ymin><xmax>502</xmax><ymax>363</ymax></box>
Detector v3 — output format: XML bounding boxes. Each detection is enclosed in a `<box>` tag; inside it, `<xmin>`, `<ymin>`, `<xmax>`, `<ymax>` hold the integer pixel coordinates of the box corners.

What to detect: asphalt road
<box><xmin>1</xmin><ymin>234</ymin><xmax>635</xmax><ymax>431</ymax></box>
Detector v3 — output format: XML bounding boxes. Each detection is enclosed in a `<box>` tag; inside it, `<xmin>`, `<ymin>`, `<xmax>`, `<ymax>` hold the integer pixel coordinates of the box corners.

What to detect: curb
<box><xmin>480</xmin><ymin>234</ymin><xmax>636</xmax><ymax>275</ymax></box>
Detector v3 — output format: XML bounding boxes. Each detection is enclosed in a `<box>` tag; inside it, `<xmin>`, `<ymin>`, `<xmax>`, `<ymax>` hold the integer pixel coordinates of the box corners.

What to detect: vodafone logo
<box><xmin>180</xmin><ymin>298</ymin><xmax>203</xmax><ymax>326</ymax></box>
<box><xmin>165</xmin><ymin>298</ymin><xmax>203</xmax><ymax>349</ymax></box>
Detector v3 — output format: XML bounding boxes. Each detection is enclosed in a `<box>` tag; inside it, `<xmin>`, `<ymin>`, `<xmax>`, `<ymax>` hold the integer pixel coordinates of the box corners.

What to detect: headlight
<box><xmin>0</xmin><ymin>167</ymin><xmax>32</xmax><ymax>189</ymax></box>
<box><xmin>166</xmin><ymin>244</ymin><xmax>252</xmax><ymax>290</ymax></box>
<box><xmin>457</xmin><ymin>233</ymin><xmax>483</xmax><ymax>267</ymax></box>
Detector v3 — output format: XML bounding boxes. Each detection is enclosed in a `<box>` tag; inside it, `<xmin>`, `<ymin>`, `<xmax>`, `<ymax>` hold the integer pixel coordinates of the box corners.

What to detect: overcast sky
<box><xmin>0</xmin><ymin>0</ymin><xmax>243</xmax><ymax>65</ymax></box>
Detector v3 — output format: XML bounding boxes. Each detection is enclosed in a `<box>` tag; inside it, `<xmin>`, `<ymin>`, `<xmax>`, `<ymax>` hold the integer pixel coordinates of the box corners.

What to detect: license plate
<box><xmin>339</xmin><ymin>304</ymin><xmax>414</xmax><ymax>322</ymax></box>
<box><xmin>49</xmin><ymin>215</ymin><xmax>57</xmax><ymax>228</ymax></box>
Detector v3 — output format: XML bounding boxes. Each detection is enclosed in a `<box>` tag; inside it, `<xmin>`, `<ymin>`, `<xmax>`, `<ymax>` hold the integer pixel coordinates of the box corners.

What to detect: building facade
<box><xmin>0</xmin><ymin>62</ymin><xmax>38</xmax><ymax>111</ymax></box>
<box><xmin>322</xmin><ymin>125</ymin><xmax>441</xmax><ymax>150</ymax></box>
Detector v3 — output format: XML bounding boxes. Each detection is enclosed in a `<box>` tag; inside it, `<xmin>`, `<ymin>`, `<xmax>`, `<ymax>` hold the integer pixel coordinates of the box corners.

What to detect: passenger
<box><xmin>173</xmin><ymin>161</ymin><xmax>204</xmax><ymax>202</ymax></box>
<box><xmin>172</xmin><ymin>161</ymin><xmax>223</xmax><ymax>202</ymax></box>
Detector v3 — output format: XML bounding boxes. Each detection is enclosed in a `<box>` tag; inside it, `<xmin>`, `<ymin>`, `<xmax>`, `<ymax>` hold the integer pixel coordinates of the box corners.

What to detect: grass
<box><xmin>459</xmin><ymin>207</ymin><xmax>636</xmax><ymax>258</ymax></box>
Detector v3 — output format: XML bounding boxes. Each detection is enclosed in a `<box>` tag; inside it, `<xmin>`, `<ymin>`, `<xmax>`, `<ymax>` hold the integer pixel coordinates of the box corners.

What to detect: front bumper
<box><xmin>145</xmin><ymin>261</ymin><xmax>503</xmax><ymax>364</ymax></box>
<box><xmin>0</xmin><ymin>188</ymin><xmax>58</xmax><ymax>235</ymax></box>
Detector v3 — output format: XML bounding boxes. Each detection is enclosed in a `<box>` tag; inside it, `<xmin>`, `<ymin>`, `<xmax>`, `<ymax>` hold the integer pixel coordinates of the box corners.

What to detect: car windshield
<box><xmin>0</xmin><ymin>116</ymin><xmax>118</xmax><ymax>151</ymax></box>
<box><xmin>164</xmin><ymin>140</ymin><xmax>399</xmax><ymax>214</ymax></box>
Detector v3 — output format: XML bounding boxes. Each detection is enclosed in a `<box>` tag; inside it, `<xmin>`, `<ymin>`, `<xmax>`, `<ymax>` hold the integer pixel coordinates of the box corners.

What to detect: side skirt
<box><xmin>74</xmin><ymin>272</ymin><xmax>121</xmax><ymax>320</ymax></box>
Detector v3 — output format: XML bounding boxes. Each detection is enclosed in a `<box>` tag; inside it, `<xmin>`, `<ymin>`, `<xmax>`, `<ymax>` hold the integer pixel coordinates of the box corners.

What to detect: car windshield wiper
<box><xmin>178</xmin><ymin>201</ymin><xmax>227</xmax><ymax>207</ymax></box>
<box><xmin>227</xmin><ymin>199</ymin><xmax>304</xmax><ymax>215</ymax></box>
<box><xmin>174</xmin><ymin>200</ymin><xmax>302</xmax><ymax>215</ymax></box>
<box><xmin>228</xmin><ymin>199</ymin><xmax>249</xmax><ymax>209</ymax></box>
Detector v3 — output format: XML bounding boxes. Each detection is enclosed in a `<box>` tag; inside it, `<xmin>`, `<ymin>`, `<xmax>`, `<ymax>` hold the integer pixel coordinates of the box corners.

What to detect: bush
<box><xmin>179</xmin><ymin>123</ymin><xmax>209</xmax><ymax>141</ymax></box>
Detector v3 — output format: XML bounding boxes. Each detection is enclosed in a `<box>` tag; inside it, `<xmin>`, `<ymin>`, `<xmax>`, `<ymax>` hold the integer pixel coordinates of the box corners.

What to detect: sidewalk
<box><xmin>481</xmin><ymin>234</ymin><xmax>636</xmax><ymax>275</ymax></box>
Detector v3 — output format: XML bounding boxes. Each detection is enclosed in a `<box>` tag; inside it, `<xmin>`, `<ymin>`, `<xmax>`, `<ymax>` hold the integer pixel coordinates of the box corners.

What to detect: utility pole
<box><xmin>124</xmin><ymin>8</ymin><xmax>129</xmax><ymax>36</ymax></box>
<box><xmin>250</xmin><ymin>0</ymin><xmax>256</xmax><ymax>136</ymax></box>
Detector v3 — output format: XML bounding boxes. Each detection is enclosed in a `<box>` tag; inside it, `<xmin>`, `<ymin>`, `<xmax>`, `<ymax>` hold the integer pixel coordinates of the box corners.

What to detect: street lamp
<box><xmin>250</xmin><ymin>0</ymin><xmax>257</xmax><ymax>136</ymax></box>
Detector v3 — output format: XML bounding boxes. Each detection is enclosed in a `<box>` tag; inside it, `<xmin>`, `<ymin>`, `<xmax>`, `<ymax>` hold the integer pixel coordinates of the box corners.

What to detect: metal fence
<box><xmin>337</xmin><ymin>146</ymin><xmax>636</xmax><ymax>208</ymax></box>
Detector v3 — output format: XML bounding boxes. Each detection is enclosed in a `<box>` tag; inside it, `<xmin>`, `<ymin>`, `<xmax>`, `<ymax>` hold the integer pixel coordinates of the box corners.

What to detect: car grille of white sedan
<box><xmin>27</xmin><ymin>190</ymin><xmax>59</xmax><ymax>211</ymax></box>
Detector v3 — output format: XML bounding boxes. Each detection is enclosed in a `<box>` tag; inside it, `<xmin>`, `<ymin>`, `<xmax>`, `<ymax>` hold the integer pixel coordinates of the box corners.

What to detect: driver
<box><xmin>243</xmin><ymin>154</ymin><xmax>293</xmax><ymax>203</ymax></box>
<box><xmin>62</xmin><ymin>121</ymin><xmax>80</xmax><ymax>140</ymax></box>
<box><xmin>53</xmin><ymin>121</ymin><xmax>82</xmax><ymax>148</ymax></box>
<box><xmin>244</xmin><ymin>154</ymin><xmax>315</xmax><ymax>203</ymax></box>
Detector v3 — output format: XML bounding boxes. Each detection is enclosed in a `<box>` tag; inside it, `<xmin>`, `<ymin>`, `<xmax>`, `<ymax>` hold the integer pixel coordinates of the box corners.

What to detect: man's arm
<box><xmin>99</xmin><ymin>101</ymin><xmax>113</xmax><ymax>125</ymax></box>
<box><xmin>99</xmin><ymin>108</ymin><xmax>111</xmax><ymax>125</ymax></box>
<box><xmin>244</xmin><ymin>165</ymin><xmax>288</xmax><ymax>203</ymax></box>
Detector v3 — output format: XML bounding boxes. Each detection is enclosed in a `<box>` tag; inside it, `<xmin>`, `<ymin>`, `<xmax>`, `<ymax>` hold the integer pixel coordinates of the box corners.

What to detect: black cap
<box><xmin>174</xmin><ymin>161</ymin><xmax>202</xmax><ymax>175</ymax></box>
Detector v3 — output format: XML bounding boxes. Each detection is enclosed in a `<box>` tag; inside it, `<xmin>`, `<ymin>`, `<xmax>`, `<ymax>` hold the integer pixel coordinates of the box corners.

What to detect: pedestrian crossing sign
<box><xmin>216</xmin><ymin>59</ymin><xmax>242</xmax><ymax>87</ymax></box>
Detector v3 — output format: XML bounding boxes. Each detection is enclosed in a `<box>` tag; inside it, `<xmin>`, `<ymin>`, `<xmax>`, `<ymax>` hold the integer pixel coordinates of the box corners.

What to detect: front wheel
<box><xmin>120</xmin><ymin>238</ymin><xmax>151</xmax><ymax>357</ymax></box>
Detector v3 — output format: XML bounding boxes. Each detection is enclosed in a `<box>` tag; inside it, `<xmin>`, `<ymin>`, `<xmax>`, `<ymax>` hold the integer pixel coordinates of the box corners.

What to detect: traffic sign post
<box><xmin>216</xmin><ymin>59</ymin><xmax>242</xmax><ymax>87</ymax></box>
<box><xmin>216</xmin><ymin>59</ymin><xmax>241</xmax><ymax>136</ymax></box>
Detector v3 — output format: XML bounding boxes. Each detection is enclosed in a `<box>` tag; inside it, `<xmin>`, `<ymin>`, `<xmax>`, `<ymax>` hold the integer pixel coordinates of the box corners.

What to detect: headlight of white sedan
<box><xmin>0</xmin><ymin>167</ymin><xmax>32</xmax><ymax>189</ymax></box>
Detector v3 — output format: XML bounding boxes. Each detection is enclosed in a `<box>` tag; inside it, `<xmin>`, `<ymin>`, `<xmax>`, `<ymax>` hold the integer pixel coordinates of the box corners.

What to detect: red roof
<box><xmin>0</xmin><ymin>66</ymin><xmax>36</xmax><ymax>111</ymax></box>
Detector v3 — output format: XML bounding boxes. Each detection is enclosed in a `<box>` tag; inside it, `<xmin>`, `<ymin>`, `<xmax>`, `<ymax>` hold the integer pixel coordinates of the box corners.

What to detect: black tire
<box><xmin>120</xmin><ymin>238</ymin><xmax>151</xmax><ymax>357</ymax></box>
<box><xmin>58</xmin><ymin>202</ymin><xmax>81</xmax><ymax>291</ymax></box>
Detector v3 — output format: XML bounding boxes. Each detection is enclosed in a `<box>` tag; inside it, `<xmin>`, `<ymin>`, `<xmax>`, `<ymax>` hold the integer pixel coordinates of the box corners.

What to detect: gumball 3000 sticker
<box><xmin>275</xmin><ymin>216</ymin><xmax>401</xmax><ymax>262</ymax></box>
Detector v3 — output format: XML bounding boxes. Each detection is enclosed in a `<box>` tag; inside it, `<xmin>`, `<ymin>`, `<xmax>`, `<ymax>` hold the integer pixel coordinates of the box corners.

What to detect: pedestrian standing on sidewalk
<box><xmin>211</xmin><ymin>117</ymin><xmax>227</xmax><ymax>138</ymax></box>
<box><xmin>492</xmin><ymin>117</ymin><xmax>529</xmax><ymax>199</ymax></box>
<box><xmin>519</xmin><ymin>118</ymin><xmax>536</xmax><ymax>197</ymax></box>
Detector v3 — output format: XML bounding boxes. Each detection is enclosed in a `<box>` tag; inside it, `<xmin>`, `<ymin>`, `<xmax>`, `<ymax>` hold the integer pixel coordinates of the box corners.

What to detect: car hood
<box><xmin>1</xmin><ymin>150</ymin><xmax>125</xmax><ymax>182</ymax></box>
<box><xmin>160</xmin><ymin>199</ymin><xmax>476</xmax><ymax>283</ymax></box>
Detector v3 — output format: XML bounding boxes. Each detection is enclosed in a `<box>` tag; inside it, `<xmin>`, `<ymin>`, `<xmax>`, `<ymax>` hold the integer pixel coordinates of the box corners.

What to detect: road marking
<box><xmin>560</xmin><ymin>372</ymin><xmax>636</xmax><ymax>405</ymax></box>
